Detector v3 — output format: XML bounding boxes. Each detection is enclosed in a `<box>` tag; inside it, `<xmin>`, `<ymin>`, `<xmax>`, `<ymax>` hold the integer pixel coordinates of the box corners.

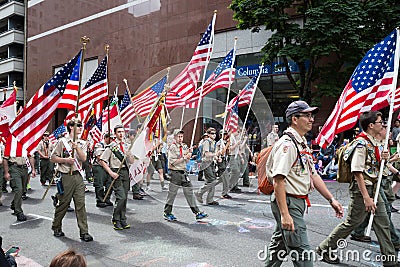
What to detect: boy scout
<box><xmin>50</xmin><ymin>119</ymin><xmax>93</xmax><ymax>242</ymax></box>
<box><xmin>100</xmin><ymin>125</ymin><xmax>135</xmax><ymax>230</ymax></box>
<box><xmin>92</xmin><ymin>133</ymin><xmax>113</xmax><ymax>208</ymax></box>
<box><xmin>216</xmin><ymin>130</ymin><xmax>231</xmax><ymax>199</ymax></box>
<box><xmin>163</xmin><ymin>129</ymin><xmax>208</xmax><ymax>221</ymax></box>
<box><xmin>317</xmin><ymin>111</ymin><xmax>397</xmax><ymax>265</ymax></box>
<box><xmin>3</xmin><ymin>154</ymin><xmax>35</xmax><ymax>221</ymax></box>
<box><xmin>37</xmin><ymin>131</ymin><xmax>54</xmax><ymax>186</ymax></box>
<box><xmin>265</xmin><ymin>101</ymin><xmax>343</xmax><ymax>266</ymax></box>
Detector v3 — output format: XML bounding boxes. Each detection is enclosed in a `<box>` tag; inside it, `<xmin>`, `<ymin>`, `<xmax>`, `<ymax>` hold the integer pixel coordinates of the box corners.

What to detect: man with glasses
<box><xmin>264</xmin><ymin>100</ymin><xmax>343</xmax><ymax>266</ymax></box>
<box><xmin>51</xmin><ymin>119</ymin><xmax>93</xmax><ymax>242</ymax></box>
<box><xmin>195</xmin><ymin>127</ymin><xmax>220</xmax><ymax>205</ymax></box>
<box><xmin>317</xmin><ymin>111</ymin><xmax>397</xmax><ymax>265</ymax></box>
<box><xmin>37</xmin><ymin>131</ymin><xmax>55</xmax><ymax>186</ymax></box>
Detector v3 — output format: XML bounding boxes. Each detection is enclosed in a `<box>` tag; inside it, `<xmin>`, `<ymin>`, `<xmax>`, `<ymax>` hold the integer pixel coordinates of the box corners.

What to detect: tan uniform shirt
<box><xmin>267</xmin><ymin>127</ymin><xmax>315</xmax><ymax>195</ymax></box>
<box><xmin>53</xmin><ymin>137</ymin><xmax>86</xmax><ymax>173</ymax></box>
<box><xmin>351</xmin><ymin>133</ymin><xmax>381</xmax><ymax>185</ymax></box>
<box><xmin>202</xmin><ymin>138</ymin><xmax>216</xmax><ymax>161</ymax></box>
<box><xmin>7</xmin><ymin>156</ymin><xmax>28</xmax><ymax>166</ymax></box>
<box><xmin>93</xmin><ymin>142</ymin><xmax>106</xmax><ymax>166</ymax></box>
<box><xmin>100</xmin><ymin>140</ymin><xmax>129</xmax><ymax>169</ymax></box>
<box><xmin>37</xmin><ymin>140</ymin><xmax>53</xmax><ymax>158</ymax></box>
<box><xmin>168</xmin><ymin>142</ymin><xmax>189</xmax><ymax>171</ymax></box>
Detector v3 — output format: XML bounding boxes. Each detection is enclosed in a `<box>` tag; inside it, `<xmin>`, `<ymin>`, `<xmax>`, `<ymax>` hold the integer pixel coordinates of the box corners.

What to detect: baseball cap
<box><xmin>173</xmin><ymin>129</ymin><xmax>184</xmax><ymax>136</ymax></box>
<box><xmin>285</xmin><ymin>101</ymin><xmax>319</xmax><ymax>118</ymax></box>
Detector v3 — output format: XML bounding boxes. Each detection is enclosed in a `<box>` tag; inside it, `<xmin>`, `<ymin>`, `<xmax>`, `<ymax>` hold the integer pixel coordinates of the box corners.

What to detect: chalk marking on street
<box><xmin>11</xmin><ymin>214</ymin><xmax>52</xmax><ymax>225</ymax></box>
<box><xmin>247</xmin><ymin>199</ymin><xmax>348</xmax><ymax>209</ymax></box>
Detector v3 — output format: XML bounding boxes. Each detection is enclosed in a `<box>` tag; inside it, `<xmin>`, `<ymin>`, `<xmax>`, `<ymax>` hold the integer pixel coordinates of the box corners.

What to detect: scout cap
<box><xmin>173</xmin><ymin>129</ymin><xmax>184</xmax><ymax>136</ymax></box>
<box><xmin>285</xmin><ymin>100</ymin><xmax>319</xmax><ymax>118</ymax></box>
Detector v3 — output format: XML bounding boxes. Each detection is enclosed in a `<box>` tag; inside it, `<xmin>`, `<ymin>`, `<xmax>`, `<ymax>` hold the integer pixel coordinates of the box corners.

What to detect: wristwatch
<box><xmin>328</xmin><ymin>197</ymin><xmax>335</xmax><ymax>204</ymax></box>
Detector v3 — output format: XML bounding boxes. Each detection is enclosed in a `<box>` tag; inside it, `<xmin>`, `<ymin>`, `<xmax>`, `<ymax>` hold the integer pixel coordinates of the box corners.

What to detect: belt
<box><xmin>40</xmin><ymin>157</ymin><xmax>50</xmax><ymax>160</ymax></box>
<box><xmin>171</xmin><ymin>169</ymin><xmax>185</xmax><ymax>174</ymax></box>
<box><xmin>61</xmin><ymin>170</ymin><xmax>80</xmax><ymax>175</ymax></box>
<box><xmin>286</xmin><ymin>193</ymin><xmax>311</xmax><ymax>208</ymax></box>
<box><xmin>10</xmin><ymin>163</ymin><xmax>27</xmax><ymax>168</ymax></box>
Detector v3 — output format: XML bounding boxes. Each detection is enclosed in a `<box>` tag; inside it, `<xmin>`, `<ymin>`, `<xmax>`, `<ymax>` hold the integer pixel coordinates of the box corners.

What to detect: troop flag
<box><xmin>317</xmin><ymin>29</ymin><xmax>399</xmax><ymax>148</ymax></box>
<box><xmin>0</xmin><ymin>88</ymin><xmax>17</xmax><ymax>139</ymax></box>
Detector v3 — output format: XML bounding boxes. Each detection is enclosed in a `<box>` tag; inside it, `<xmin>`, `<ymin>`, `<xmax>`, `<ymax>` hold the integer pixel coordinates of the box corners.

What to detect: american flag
<box><xmin>119</xmin><ymin>88</ymin><xmax>136</xmax><ymax>128</ymax></box>
<box><xmin>165</xmin><ymin>14</ymin><xmax>216</xmax><ymax>109</ymax></box>
<box><xmin>225</xmin><ymin>98</ymin><xmax>239</xmax><ymax>132</ymax></box>
<box><xmin>4</xmin><ymin>134</ymin><xmax>26</xmax><ymax>157</ymax></box>
<box><xmin>132</xmin><ymin>75</ymin><xmax>167</xmax><ymax>117</ymax></box>
<box><xmin>67</xmin><ymin>55</ymin><xmax>108</xmax><ymax>121</ymax></box>
<box><xmin>9</xmin><ymin>50</ymin><xmax>81</xmax><ymax>156</ymax></box>
<box><xmin>317</xmin><ymin>29</ymin><xmax>399</xmax><ymax>148</ymax></box>
<box><xmin>186</xmin><ymin>49</ymin><xmax>236</xmax><ymax>108</ymax></box>
<box><xmin>58</xmin><ymin>55</ymin><xmax>81</xmax><ymax>110</ymax></box>
<box><xmin>89</xmin><ymin>114</ymin><xmax>102</xmax><ymax>145</ymax></box>
<box><xmin>49</xmin><ymin>123</ymin><xmax>67</xmax><ymax>143</ymax></box>
<box><xmin>227</xmin><ymin>76</ymin><xmax>258</xmax><ymax>111</ymax></box>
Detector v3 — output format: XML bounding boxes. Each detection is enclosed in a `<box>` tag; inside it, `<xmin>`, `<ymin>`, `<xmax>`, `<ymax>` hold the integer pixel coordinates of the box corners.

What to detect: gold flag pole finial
<box><xmin>81</xmin><ymin>36</ymin><xmax>90</xmax><ymax>49</ymax></box>
<box><xmin>105</xmin><ymin>44</ymin><xmax>110</xmax><ymax>54</ymax></box>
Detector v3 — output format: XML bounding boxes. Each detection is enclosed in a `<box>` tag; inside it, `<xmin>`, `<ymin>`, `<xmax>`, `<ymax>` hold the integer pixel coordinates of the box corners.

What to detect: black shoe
<box><xmin>51</xmin><ymin>195</ymin><xmax>58</xmax><ymax>207</ymax></box>
<box><xmin>80</xmin><ymin>233</ymin><xmax>93</xmax><ymax>242</ymax></box>
<box><xmin>230</xmin><ymin>187</ymin><xmax>242</xmax><ymax>193</ymax></box>
<box><xmin>121</xmin><ymin>221</ymin><xmax>131</xmax><ymax>229</ymax></box>
<box><xmin>17</xmin><ymin>213</ymin><xmax>27</xmax><ymax>221</ymax></box>
<box><xmin>207</xmin><ymin>201</ymin><xmax>220</xmax><ymax>206</ymax></box>
<box><xmin>96</xmin><ymin>202</ymin><xmax>107</xmax><ymax>208</ymax></box>
<box><xmin>132</xmin><ymin>193</ymin><xmax>144</xmax><ymax>200</ymax></box>
<box><xmin>316</xmin><ymin>246</ymin><xmax>340</xmax><ymax>264</ymax></box>
<box><xmin>350</xmin><ymin>234</ymin><xmax>371</xmax><ymax>243</ymax></box>
<box><xmin>67</xmin><ymin>206</ymin><xmax>74</xmax><ymax>212</ymax></box>
<box><xmin>113</xmin><ymin>221</ymin><xmax>123</xmax><ymax>230</ymax></box>
<box><xmin>396</xmin><ymin>194</ymin><xmax>400</xmax><ymax>200</ymax></box>
<box><xmin>198</xmin><ymin>178</ymin><xmax>205</xmax><ymax>181</ymax></box>
<box><xmin>21</xmin><ymin>193</ymin><xmax>28</xmax><ymax>200</ymax></box>
<box><xmin>391</xmin><ymin>205</ymin><xmax>399</xmax><ymax>213</ymax></box>
<box><xmin>221</xmin><ymin>194</ymin><xmax>233</xmax><ymax>199</ymax></box>
<box><xmin>53</xmin><ymin>229</ymin><xmax>65</xmax><ymax>237</ymax></box>
<box><xmin>105</xmin><ymin>200</ymin><xmax>113</xmax><ymax>206</ymax></box>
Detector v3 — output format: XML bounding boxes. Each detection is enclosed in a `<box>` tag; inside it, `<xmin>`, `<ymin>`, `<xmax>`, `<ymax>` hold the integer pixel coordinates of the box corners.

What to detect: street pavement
<box><xmin>0</xmin><ymin>175</ymin><xmax>399</xmax><ymax>267</ymax></box>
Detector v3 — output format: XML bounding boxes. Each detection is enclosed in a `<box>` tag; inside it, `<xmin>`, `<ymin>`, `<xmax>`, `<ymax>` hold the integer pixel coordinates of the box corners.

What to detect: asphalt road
<box><xmin>0</xmin><ymin>175</ymin><xmax>399</xmax><ymax>267</ymax></box>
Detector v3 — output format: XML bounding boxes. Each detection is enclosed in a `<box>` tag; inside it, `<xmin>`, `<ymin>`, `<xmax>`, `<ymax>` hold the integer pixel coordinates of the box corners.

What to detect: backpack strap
<box><xmin>283</xmin><ymin>132</ymin><xmax>305</xmax><ymax>170</ymax></box>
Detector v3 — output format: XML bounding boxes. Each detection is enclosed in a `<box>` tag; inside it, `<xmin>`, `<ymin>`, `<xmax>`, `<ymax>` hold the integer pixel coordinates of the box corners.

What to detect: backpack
<box><xmin>336</xmin><ymin>138</ymin><xmax>366</xmax><ymax>183</ymax></box>
<box><xmin>257</xmin><ymin>132</ymin><xmax>304</xmax><ymax>195</ymax></box>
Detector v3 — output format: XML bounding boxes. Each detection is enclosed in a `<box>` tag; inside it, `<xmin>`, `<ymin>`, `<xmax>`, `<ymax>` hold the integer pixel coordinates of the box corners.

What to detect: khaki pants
<box><xmin>319</xmin><ymin>184</ymin><xmax>397</xmax><ymax>266</ymax></box>
<box><xmin>112</xmin><ymin>168</ymin><xmax>130</xmax><ymax>222</ymax></box>
<box><xmin>265</xmin><ymin>195</ymin><xmax>312</xmax><ymax>267</ymax></box>
<box><xmin>52</xmin><ymin>172</ymin><xmax>89</xmax><ymax>235</ymax></box>
<box><xmin>9</xmin><ymin>165</ymin><xmax>28</xmax><ymax>216</ymax></box>
<box><xmin>93</xmin><ymin>165</ymin><xmax>112</xmax><ymax>203</ymax></box>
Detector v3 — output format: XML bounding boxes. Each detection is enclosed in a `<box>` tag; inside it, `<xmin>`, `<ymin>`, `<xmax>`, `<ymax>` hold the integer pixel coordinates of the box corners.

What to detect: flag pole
<box><xmin>105</xmin><ymin>45</ymin><xmax>111</xmax><ymax>136</ymax></box>
<box><xmin>239</xmin><ymin>64</ymin><xmax>263</xmax><ymax>140</ymax></box>
<box><xmin>190</xmin><ymin>10</ymin><xmax>217</xmax><ymax>148</ymax></box>
<box><xmin>103</xmin><ymin>68</ymin><xmax>171</xmax><ymax>202</ymax></box>
<box><xmin>70</xmin><ymin>36</ymin><xmax>89</xmax><ymax>175</ymax></box>
<box><xmin>180</xmin><ymin>106</ymin><xmax>185</xmax><ymax>129</ymax></box>
<box><xmin>366</xmin><ymin>28</ymin><xmax>400</xmax><ymax>237</ymax></box>
<box><xmin>221</xmin><ymin>37</ymin><xmax>237</xmax><ymax>132</ymax></box>
<box><xmin>123</xmin><ymin>78</ymin><xmax>142</xmax><ymax>124</ymax></box>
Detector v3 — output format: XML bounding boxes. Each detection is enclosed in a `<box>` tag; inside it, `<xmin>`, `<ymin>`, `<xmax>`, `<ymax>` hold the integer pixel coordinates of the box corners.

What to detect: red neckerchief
<box><xmin>356</xmin><ymin>132</ymin><xmax>380</xmax><ymax>162</ymax></box>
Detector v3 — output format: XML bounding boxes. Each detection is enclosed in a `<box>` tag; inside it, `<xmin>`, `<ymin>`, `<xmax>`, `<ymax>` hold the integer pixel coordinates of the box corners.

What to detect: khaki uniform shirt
<box><xmin>216</xmin><ymin>139</ymin><xmax>228</xmax><ymax>155</ymax></box>
<box><xmin>351</xmin><ymin>133</ymin><xmax>381</xmax><ymax>185</ymax></box>
<box><xmin>229</xmin><ymin>134</ymin><xmax>238</xmax><ymax>156</ymax></box>
<box><xmin>7</xmin><ymin>156</ymin><xmax>29</xmax><ymax>166</ymax></box>
<box><xmin>168</xmin><ymin>142</ymin><xmax>189</xmax><ymax>171</ymax></box>
<box><xmin>93</xmin><ymin>142</ymin><xmax>106</xmax><ymax>166</ymax></box>
<box><xmin>267</xmin><ymin>127</ymin><xmax>315</xmax><ymax>195</ymax></box>
<box><xmin>37</xmin><ymin>140</ymin><xmax>53</xmax><ymax>158</ymax></box>
<box><xmin>53</xmin><ymin>137</ymin><xmax>86</xmax><ymax>173</ymax></box>
<box><xmin>202</xmin><ymin>138</ymin><xmax>216</xmax><ymax>161</ymax></box>
<box><xmin>100</xmin><ymin>140</ymin><xmax>129</xmax><ymax>169</ymax></box>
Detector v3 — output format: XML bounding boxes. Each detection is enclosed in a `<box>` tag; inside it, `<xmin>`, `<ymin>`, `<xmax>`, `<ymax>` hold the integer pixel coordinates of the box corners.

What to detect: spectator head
<box><xmin>49</xmin><ymin>249</ymin><xmax>87</xmax><ymax>267</ymax></box>
<box><xmin>395</xmin><ymin>119</ymin><xmax>400</xmax><ymax>126</ymax></box>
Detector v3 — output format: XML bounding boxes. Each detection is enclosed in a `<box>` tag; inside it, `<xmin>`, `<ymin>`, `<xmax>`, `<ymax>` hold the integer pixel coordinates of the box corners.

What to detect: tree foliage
<box><xmin>229</xmin><ymin>0</ymin><xmax>400</xmax><ymax>102</ymax></box>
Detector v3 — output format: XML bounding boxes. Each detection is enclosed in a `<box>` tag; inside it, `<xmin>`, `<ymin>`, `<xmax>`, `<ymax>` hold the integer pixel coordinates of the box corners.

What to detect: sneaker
<box><xmin>350</xmin><ymin>234</ymin><xmax>371</xmax><ymax>243</ymax></box>
<box><xmin>84</xmin><ymin>186</ymin><xmax>90</xmax><ymax>193</ymax></box>
<box><xmin>221</xmin><ymin>194</ymin><xmax>232</xmax><ymax>199</ymax></box>
<box><xmin>87</xmin><ymin>177</ymin><xmax>94</xmax><ymax>183</ymax></box>
<box><xmin>51</xmin><ymin>195</ymin><xmax>59</xmax><ymax>207</ymax></box>
<box><xmin>391</xmin><ymin>205</ymin><xmax>399</xmax><ymax>213</ymax></box>
<box><xmin>145</xmin><ymin>186</ymin><xmax>152</xmax><ymax>192</ymax></box>
<box><xmin>316</xmin><ymin>246</ymin><xmax>340</xmax><ymax>264</ymax></box>
<box><xmin>113</xmin><ymin>221</ymin><xmax>123</xmax><ymax>230</ymax></box>
<box><xmin>163</xmin><ymin>213</ymin><xmax>177</xmax><ymax>221</ymax></box>
<box><xmin>96</xmin><ymin>202</ymin><xmax>107</xmax><ymax>208</ymax></box>
<box><xmin>105</xmin><ymin>200</ymin><xmax>113</xmax><ymax>206</ymax></box>
<box><xmin>53</xmin><ymin>229</ymin><xmax>65</xmax><ymax>237</ymax></box>
<box><xmin>21</xmin><ymin>193</ymin><xmax>28</xmax><ymax>200</ymax></box>
<box><xmin>121</xmin><ymin>221</ymin><xmax>131</xmax><ymax>229</ymax></box>
<box><xmin>195</xmin><ymin>212</ymin><xmax>208</xmax><ymax>220</ymax></box>
<box><xmin>161</xmin><ymin>186</ymin><xmax>169</xmax><ymax>191</ymax></box>
<box><xmin>195</xmin><ymin>192</ymin><xmax>203</xmax><ymax>204</ymax></box>
<box><xmin>230</xmin><ymin>187</ymin><xmax>242</xmax><ymax>193</ymax></box>
<box><xmin>80</xmin><ymin>233</ymin><xmax>93</xmax><ymax>242</ymax></box>
<box><xmin>396</xmin><ymin>194</ymin><xmax>400</xmax><ymax>200</ymax></box>
<box><xmin>139</xmin><ymin>188</ymin><xmax>147</xmax><ymax>196</ymax></box>
<box><xmin>132</xmin><ymin>193</ymin><xmax>144</xmax><ymax>200</ymax></box>
<box><xmin>207</xmin><ymin>201</ymin><xmax>219</xmax><ymax>206</ymax></box>
<box><xmin>26</xmin><ymin>184</ymin><xmax>31</xmax><ymax>190</ymax></box>
<box><xmin>17</xmin><ymin>213</ymin><xmax>27</xmax><ymax>221</ymax></box>
<box><xmin>67</xmin><ymin>206</ymin><xmax>74</xmax><ymax>212</ymax></box>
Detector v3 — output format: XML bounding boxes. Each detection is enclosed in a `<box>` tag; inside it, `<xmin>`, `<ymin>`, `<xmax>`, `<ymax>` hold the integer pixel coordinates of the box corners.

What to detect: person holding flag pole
<box><xmin>317</xmin><ymin>29</ymin><xmax>400</xmax><ymax>265</ymax></box>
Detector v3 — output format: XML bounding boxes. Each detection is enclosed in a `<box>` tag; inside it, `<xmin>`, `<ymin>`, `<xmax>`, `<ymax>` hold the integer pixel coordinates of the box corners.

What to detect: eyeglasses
<box><xmin>374</xmin><ymin>121</ymin><xmax>383</xmax><ymax>125</ymax></box>
<box><xmin>72</xmin><ymin>123</ymin><xmax>83</xmax><ymax>127</ymax></box>
<box><xmin>209</xmin><ymin>132</ymin><xmax>216</xmax><ymax>135</ymax></box>
<box><xmin>295</xmin><ymin>113</ymin><xmax>314</xmax><ymax>120</ymax></box>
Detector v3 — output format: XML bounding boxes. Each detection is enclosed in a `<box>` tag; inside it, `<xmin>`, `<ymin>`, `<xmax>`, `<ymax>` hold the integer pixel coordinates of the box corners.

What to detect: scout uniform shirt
<box><xmin>100</xmin><ymin>140</ymin><xmax>129</xmax><ymax>169</ymax></box>
<box><xmin>168</xmin><ymin>141</ymin><xmax>188</xmax><ymax>171</ymax></box>
<box><xmin>37</xmin><ymin>139</ymin><xmax>53</xmax><ymax>158</ymax></box>
<box><xmin>53</xmin><ymin>137</ymin><xmax>86</xmax><ymax>174</ymax></box>
<box><xmin>92</xmin><ymin>142</ymin><xmax>106</xmax><ymax>166</ymax></box>
<box><xmin>267</xmin><ymin>127</ymin><xmax>315</xmax><ymax>196</ymax></box>
<box><xmin>202</xmin><ymin>137</ymin><xmax>216</xmax><ymax>162</ymax></box>
<box><xmin>7</xmin><ymin>156</ymin><xmax>29</xmax><ymax>166</ymax></box>
<box><xmin>351</xmin><ymin>133</ymin><xmax>381</xmax><ymax>185</ymax></box>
